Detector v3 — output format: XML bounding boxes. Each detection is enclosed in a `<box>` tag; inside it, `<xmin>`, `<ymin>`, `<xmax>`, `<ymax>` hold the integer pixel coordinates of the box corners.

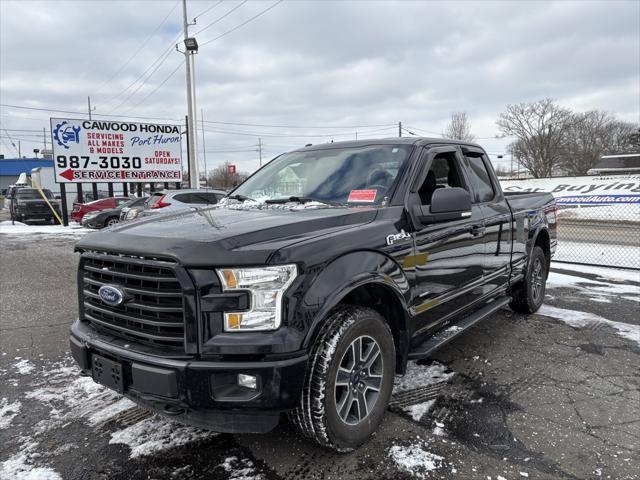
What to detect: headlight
<box><xmin>216</xmin><ymin>265</ymin><xmax>297</xmax><ymax>331</ymax></box>
<box><xmin>125</xmin><ymin>209</ymin><xmax>139</xmax><ymax>220</ymax></box>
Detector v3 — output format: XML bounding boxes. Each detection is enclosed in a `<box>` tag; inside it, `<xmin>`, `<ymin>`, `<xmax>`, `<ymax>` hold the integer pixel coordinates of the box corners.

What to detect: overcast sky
<box><xmin>1</xmin><ymin>0</ymin><xmax>638</xmax><ymax>173</ymax></box>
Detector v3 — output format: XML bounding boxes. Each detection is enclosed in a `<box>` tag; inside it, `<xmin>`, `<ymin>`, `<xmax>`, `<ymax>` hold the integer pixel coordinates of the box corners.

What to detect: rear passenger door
<box><xmin>461</xmin><ymin>146</ymin><xmax>513</xmax><ymax>295</ymax></box>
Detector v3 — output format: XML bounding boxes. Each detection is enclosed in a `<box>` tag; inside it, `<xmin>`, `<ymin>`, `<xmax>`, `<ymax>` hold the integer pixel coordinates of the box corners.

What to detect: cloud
<box><xmin>1</xmin><ymin>0</ymin><xmax>638</xmax><ymax>172</ymax></box>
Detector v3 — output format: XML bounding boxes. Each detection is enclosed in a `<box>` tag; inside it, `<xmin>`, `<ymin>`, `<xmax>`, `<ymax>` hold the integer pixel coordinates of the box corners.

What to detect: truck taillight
<box><xmin>150</xmin><ymin>195</ymin><xmax>171</xmax><ymax>209</ymax></box>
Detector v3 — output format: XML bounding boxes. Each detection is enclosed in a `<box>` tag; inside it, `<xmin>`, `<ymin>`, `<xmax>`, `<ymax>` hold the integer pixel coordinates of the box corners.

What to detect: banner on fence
<box><xmin>500</xmin><ymin>175</ymin><xmax>640</xmax><ymax>204</ymax></box>
<box><xmin>50</xmin><ymin>118</ymin><xmax>183</xmax><ymax>183</ymax></box>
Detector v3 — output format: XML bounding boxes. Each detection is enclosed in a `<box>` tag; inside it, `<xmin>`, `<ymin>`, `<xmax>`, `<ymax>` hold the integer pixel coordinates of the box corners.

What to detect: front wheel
<box><xmin>510</xmin><ymin>245</ymin><xmax>548</xmax><ymax>313</ymax></box>
<box><xmin>289</xmin><ymin>306</ymin><xmax>395</xmax><ymax>452</ymax></box>
<box><xmin>105</xmin><ymin>217</ymin><xmax>119</xmax><ymax>227</ymax></box>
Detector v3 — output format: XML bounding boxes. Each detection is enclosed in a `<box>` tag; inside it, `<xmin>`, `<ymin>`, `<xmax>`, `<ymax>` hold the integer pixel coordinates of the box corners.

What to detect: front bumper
<box><xmin>70</xmin><ymin>319</ymin><xmax>308</xmax><ymax>433</ymax></box>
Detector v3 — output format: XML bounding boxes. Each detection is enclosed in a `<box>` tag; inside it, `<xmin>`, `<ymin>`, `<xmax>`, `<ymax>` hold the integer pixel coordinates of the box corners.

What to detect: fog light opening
<box><xmin>238</xmin><ymin>373</ymin><xmax>257</xmax><ymax>390</ymax></box>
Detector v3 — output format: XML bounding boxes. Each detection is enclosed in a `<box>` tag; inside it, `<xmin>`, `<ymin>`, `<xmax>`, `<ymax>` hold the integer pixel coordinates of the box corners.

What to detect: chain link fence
<box><xmin>554</xmin><ymin>203</ymin><xmax>640</xmax><ymax>269</ymax></box>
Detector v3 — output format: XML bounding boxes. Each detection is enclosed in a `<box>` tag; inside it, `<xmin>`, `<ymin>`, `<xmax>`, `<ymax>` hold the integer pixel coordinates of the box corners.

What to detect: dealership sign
<box><xmin>500</xmin><ymin>175</ymin><xmax>640</xmax><ymax>204</ymax></box>
<box><xmin>50</xmin><ymin>118</ymin><xmax>183</xmax><ymax>183</ymax></box>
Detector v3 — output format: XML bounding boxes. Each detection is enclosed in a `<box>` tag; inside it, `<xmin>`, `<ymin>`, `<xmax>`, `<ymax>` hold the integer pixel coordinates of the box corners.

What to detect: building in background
<box><xmin>0</xmin><ymin>158</ymin><xmax>54</xmax><ymax>193</ymax></box>
<box><xmin>587</xmin><ymin>153</ymin><xmax>640</xmax><ymax>176</ymax></box>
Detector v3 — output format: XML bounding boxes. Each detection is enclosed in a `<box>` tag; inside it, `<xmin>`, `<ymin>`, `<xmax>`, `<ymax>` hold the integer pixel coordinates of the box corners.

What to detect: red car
<box><xmin>71</xmin><ymin>196</ymin><xmax>131</xmax><ymax>223</ymax></box>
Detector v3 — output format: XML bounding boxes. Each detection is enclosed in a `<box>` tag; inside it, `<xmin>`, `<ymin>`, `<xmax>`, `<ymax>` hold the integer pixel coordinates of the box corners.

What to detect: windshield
<box><xmin>231</xmin><ymin>144</ymin><xmax>413</xmax><ymax>205</ymax></box>
<box><xmin>16</xmin><ymin>189</ymin><xmax>54</xmax><ymax>199</ymax></box>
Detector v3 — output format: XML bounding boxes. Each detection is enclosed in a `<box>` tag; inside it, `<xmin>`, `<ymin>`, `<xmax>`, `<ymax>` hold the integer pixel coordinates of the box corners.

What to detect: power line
<box><xmin>193</xmin><ymin>0</ymin><xmax>249</xmax><ymax>35</ymax></box>
<box><xmin>200</xmin><ymin>0</ymin><xmax>284</xmax><ymax>47</ymax></box>
<box><xmin>121</xmin><ymin>60</ymin><xmax>185</xmax><ymax>114</ymax></box>
<box><xmin>107</xmin><ymin>47</ymin><xmax>178</xmax><ymax>114</ymax></box>
<box><xmin>193</xmin><ymin>0</ymin><xmax>225</xmax><ymax>20</ymax></box>
<box><xmin>94</xmin><ymin>1</ymin><xmax>180</xmax><ymax>96</ymax></box>
<box><xmin>0</xmin><ymin>103</ymin><xmax>182</xmax><ymax>123</ymax></box>
<box><xmin>201</xmin><ymin>119</ymin><xmax>397</xmax><ymax>129</ymax></box>
<box><xmin>200</xmin><ymin>125</ymin><xmax>397</xmax><ymax>138</ymax></box>
<box><xmin>1</xmin><ymin>128</ymin><xmax>20</xmax><ymax>156</ymax></box>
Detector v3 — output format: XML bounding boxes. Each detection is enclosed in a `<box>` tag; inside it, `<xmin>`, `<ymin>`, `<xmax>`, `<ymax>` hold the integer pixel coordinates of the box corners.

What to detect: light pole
<box><xmin>182</xmin><ymin>0</ymin><xmax>199</xmax><ymax>189</ymax></box>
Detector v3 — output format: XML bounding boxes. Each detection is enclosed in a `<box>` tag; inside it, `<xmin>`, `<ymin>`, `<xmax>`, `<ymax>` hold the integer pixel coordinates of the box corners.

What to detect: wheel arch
<box><xmin>299</xmin><ymin>250</ymin><xmax>411</xmax><ymax>374</ymax></box>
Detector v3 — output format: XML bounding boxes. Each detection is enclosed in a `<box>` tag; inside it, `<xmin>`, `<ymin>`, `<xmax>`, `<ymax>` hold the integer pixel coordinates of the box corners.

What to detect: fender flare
<box><xmin>298</xmin><ymin>250</ymin><xmax>411</xmax><ymax>364</ymax></box>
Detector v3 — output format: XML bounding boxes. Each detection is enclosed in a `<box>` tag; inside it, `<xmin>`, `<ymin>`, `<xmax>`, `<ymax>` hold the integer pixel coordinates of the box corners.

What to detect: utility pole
<box><xmin>398</xmin><ymin>121</ymin><xmax>402</xmax><ymax>138</ymax></box>
<box><xmin>18</xmin><ymin>141</ymin><xmax>21</xmax><ymax>158</ymax></box>
<box><xmin>355</xmin><ymin>132</ymin><xmax>358</xmax><ymax>140</ymax></box>
<box><xmin>182</xmin><ymin>0</ymin><xmax>198</xmax><ymax>189</ymax></box>
<box><xmin>258</xmin><ymin>138</ymin><xmax>262</xmax><ymax>167</ymax></box>
<box><xmin>43</xmin><ymin>128</ymin><xmax>47</xmax><ymax>151</ymax></box>
<box><xmin>201</xmin><ymin>108</ymin><xmax>207</xmax><ymax>184</ymax></box>
<box><xmin>88</xmin><ymin>96</ymin><xmax>98</xmax><ymax>199</ymax></box>
<box><xmin>87</xmin><ymin>96</ymin><xmax>95</xmax><ymax>120</ymax></box>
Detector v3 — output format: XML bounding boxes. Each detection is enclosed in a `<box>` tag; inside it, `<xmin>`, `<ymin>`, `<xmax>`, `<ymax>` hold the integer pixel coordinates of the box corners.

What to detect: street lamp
<box><xmin>184</xmin><ymin>37</ymin><xmax>198</xmax><ymax>52</ymax></box>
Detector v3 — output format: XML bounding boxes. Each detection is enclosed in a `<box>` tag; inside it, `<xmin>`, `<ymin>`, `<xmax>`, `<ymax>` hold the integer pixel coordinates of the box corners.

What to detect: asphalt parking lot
<box><xmin>1</xmin><ymin>232</ymin><xmax>639</xmax><ymax>480</ymax></box>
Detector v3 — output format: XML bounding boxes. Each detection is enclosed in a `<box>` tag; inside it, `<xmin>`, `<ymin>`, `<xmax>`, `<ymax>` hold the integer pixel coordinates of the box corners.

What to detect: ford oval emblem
<box><xmin>98</xmin><ymin>285</ymin><xmax>126</xmax><ymax>306</ymax></box>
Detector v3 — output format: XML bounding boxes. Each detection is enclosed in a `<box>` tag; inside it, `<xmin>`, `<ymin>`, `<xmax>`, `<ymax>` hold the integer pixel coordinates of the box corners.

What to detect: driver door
<box><xmin>407</xmin><ymin>146</ymin><xmax>486</xmax><ymax>341</ymax></box>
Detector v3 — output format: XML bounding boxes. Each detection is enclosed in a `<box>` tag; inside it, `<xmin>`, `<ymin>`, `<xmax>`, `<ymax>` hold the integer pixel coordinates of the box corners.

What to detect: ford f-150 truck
<box><xmin>70</xmin><ymin>138</ymin><xmax>556</xmax><ymax>451</ymax></box>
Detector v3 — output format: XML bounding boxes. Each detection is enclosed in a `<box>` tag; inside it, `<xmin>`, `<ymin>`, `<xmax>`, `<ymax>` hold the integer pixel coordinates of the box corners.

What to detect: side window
<box><xmin>418</xmin><ymin>153</ymin><xmax>466</xmax><ymax>205</ymax></box>
<box><xmin>465</xmin><ymin>155</ymin><xmax>495</xmax><ymax>203</ymax></box>
<box><xmin>203</xmin><ymin>193</ymin><xmax>219</xmax><ymax>204</ymax></box>
<box><xmin>173</xmin><ymin>193</ymin><xmax>192</xmax><ymax>203</ymax></box>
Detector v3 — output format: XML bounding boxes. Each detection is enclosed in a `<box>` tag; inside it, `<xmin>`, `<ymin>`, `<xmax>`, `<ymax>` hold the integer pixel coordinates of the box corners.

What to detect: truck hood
<box><xmin>76</xmin><ymin>204</ymin><xmax>378</xmax><ymax>266</ymax></box>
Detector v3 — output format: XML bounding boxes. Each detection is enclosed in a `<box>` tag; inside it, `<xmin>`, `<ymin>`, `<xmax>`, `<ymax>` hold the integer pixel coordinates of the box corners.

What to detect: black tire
<box><xmin>510</xmin><ymin>245</ymin><xmax>548</xmax><ymax>313</ymax></box>
<box><xmin>288</xmin><ymin>306</ymin><xmax>395</xmax><ymax>452</ymax></box>
<box><xmin>105</xmin><ymin>217</ymin><xmax>119</xmax><ymax>227</ymax></box>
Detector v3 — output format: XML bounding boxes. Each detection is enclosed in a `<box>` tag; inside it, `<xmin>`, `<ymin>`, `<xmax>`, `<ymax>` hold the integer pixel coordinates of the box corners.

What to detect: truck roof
<box><xmin>295</xmin><ymin>136</ymin><xmax>483</xmax><ymax>152</ymax></box>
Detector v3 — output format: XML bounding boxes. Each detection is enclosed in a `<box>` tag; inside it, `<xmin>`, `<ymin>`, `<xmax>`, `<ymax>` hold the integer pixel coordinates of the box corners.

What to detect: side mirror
<box><xmin>413</xmin><ymin>187</ymin><xmax>472</xmax><ymax>224</ymax></box>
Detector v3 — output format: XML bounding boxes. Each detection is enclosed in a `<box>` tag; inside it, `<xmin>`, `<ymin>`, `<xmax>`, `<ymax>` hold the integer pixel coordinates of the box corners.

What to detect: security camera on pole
<box><xmin>182</xmin><ymin>0</ymin><xmax>200</xmax><ymax>189</ymax></box>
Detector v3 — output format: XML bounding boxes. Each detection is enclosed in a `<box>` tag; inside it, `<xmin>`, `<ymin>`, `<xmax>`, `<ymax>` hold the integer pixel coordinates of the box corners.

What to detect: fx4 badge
<box><xmin>386</xmin><ymin>230</ymin><xmax>412</xmax><ymax>246</ymax></box>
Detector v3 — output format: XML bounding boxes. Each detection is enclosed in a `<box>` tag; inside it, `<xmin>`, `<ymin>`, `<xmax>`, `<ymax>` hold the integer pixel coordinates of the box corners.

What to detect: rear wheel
<box><xmin>288</xmin><ymin>306</ymin><xmax>395</xmax><ymax>452</ymax></box>
<box><xmin>510</xmin><ymin>245</ymin><xmax>548</xmax><ymax>313</ymax></box>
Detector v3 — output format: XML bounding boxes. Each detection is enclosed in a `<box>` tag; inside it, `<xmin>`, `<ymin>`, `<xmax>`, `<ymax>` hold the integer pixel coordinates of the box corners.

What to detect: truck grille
<box><xmin>80</xmin><ymin>252</ymin><xmax>185</xmax><ymax>349</ymax></box>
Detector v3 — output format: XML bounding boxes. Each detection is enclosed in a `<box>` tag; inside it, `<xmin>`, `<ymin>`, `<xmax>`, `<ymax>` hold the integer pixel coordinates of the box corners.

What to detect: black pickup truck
<box><xmin>70</xmin><ymin>138</ymin><xmax>556</xmax><ymax>451</ymax></box>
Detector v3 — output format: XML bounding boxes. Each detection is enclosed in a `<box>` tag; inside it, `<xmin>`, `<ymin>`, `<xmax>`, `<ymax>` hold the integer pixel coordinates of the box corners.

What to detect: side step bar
<box><xmin>408</xmin><ymin>295</ymin><xmax>511</xmax><ymax>360</ymax></box>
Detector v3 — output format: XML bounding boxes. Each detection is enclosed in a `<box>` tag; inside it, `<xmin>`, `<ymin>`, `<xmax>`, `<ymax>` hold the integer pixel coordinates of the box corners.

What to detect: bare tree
<box><xmin>561</xmin><ymin>111</ymin><xmax>638</xmax><ymax>175</ymax></box>
<box><xmin>497</xmin><ymin>98</ymin><xmax>573</xmax><ymax>178</ymax></box>
<box><xmin>206</xmin><ymin>162</ymin><xmax>248</xmax><ymax>190</ymax></box>
<box><xmin>443</xmin><ymin>112</ymin><xmax>476</xmax><ymax>142</ymax></box>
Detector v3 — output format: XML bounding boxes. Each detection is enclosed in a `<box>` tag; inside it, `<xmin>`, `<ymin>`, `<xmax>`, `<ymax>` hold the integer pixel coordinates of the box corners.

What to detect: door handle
<box><xmin>471</xmin><ymin>225</ymin><xmax>486</xmax><ymax>237</ymax></box>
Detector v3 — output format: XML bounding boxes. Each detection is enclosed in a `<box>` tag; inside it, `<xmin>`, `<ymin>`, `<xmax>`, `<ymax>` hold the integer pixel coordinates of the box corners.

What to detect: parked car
<box><xmin>71</xmin><ymin>196</ymin><xmax>131</xmax><ymax>223</ymax></box>
<box><xmin>122</xmin><ymin>188</ymin><xmax>226</xmax><ymax>221</ymax></box>
<box><xmin>81</xmin><ymin>196</ymin><xmax>148</xmax><ymax>229</ymax></box>
<box><xmin>71</xmin><ymin>138</ymin><xmax>556</xmax><ymax>451</ymax></box>
<box><xmin>73</xmin><ymin>191</ymin><xmax>110</xmax><ymax>204</ymax></box>
<box><xmin>8</xmin><ymin>187</ymin><xmax>61</xmax><ymax>223</ymax></box>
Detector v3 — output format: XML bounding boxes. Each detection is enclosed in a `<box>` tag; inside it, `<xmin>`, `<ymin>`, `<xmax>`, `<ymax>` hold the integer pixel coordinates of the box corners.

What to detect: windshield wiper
<box><xmin>225</xmin><ymin>194</ymin><xmax>254</xmax><ymax>202</ymax></box>
<box><xmin>264</xmin><ymin>196</ymin><xmax>324</xmax><ymax>205</ymax></box>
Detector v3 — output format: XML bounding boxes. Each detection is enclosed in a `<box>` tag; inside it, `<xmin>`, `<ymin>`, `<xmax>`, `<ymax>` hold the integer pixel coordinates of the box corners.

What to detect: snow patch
<box><xmin>547</xmin><ymin>271</ymin><xmax>639</xmax><ymax>298</ymax></box>
<box><xmin>538</xmin><ymin>304</ymin><xmax>640</xmax><ymax>347</ymax></box>
<box><xmin>403</xmin><ymin>400</ymin><xmax>436</xmax><ymax>421</ymax></box>
<box><xmin>552</xmin><ymin>263</ymin><xmax>640</xmax><ymax>283</ymax></box>
<box><xmin>0</xmin><ymin>221</ymin><xmax>88</xmax><ymax>237</ymax></box>
<box><xmin>217</xmin><ymin>456</ymin><xmax>264</xmax><ymax>480</ymax></box>
<box><xmin>109</xmin><ymin>416</ymin><xmax>215</xmax><ymax>458</ymax></box>
<box><xmin>86</xmin><ymin>397</ymin><xmax>136</xmax><ymax>426</ymax></box>
<box><xmin>389</xmin><ymin>443</ymin><xmax>444</xmax><ymax>478</ymax></box>
<box><xmin>0</xmin><ymin>398</ymin><xmax>21</xmax><ymax>429</ymax></box>
<box><xmin>13</xmin><ymin>359</ymin><xmax>35</xmax><ymax>375</ymax></box>
<box><xmin>0</xmin><ymin>442</ymin><xmax>61</xmax><ymax>480</ymax></box>
<box><xmin>394</xmin><ymin>361</ymin><xmax>455</xmax><ymax>393</ymax></box>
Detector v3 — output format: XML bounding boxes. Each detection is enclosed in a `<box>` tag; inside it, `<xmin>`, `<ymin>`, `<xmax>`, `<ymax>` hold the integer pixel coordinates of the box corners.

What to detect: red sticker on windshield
<box><xmin>348</xmin><ymin>189</ymin><xmax>377</xmax><ymax>202</ymax></box>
